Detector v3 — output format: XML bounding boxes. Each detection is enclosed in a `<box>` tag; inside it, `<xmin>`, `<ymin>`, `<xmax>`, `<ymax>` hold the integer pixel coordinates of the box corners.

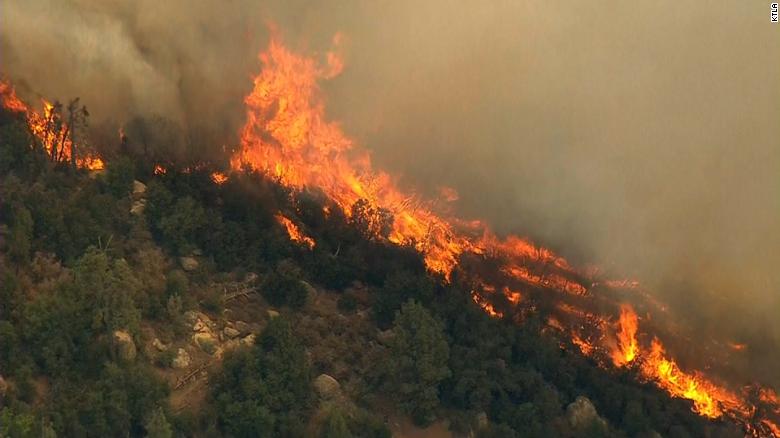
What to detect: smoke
<box><xmin>2</xmin><ymin>1</ymin><xmax>778</xmax><ymax>384</ymax></box>
<box><xmin>0</xmin><ymin>0</ymin><xmax>271</xmax><ymax>161</ymax></box>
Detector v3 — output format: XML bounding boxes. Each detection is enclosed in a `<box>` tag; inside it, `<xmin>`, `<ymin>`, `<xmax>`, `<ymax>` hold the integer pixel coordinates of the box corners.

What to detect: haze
<box><xmin>2</xmin><ymin>0</ymin><xmax>778</xmax><ymax>384</ymax></box>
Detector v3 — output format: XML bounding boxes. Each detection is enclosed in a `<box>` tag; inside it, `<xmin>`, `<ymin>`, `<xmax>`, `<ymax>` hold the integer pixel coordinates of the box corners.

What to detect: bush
<box><xmin>337</xmin><ymin>294</ymin><xmax>358</xmax><ymax>314</ymax></box>
<box><xmin>262</xmin><ymin>262</ymin><xmax>309</xmax><ymax>309</ymax></box>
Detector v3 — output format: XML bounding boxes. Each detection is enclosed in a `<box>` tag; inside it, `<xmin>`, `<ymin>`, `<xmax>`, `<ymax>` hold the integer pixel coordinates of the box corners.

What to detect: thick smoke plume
<box><xmin>2</xmin><ymin>1</ymin><xmax>778</xmax><ymax>385</ymax></box>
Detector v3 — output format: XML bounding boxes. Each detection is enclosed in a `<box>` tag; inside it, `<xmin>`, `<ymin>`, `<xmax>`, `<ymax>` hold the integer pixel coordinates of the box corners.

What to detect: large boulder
<box><xmin>313</xmin><ymin>374</ymin><xmax>341</xmax><ymax>400</ymax></box>
<box><xmin>172</xmin><ymin>348</ymin><xmax>191</xmax><ymax>369</ymax></box>
<box><xmin>223</xmin><ymin>326</ymin><xmax>240</xmax><ymax>339</ymax></box>
<box><xmin>113</xmin><ymin>330</ymin><xmax>137</xmax><ymax>362</ymax></box>
<box><xmin>179</xmin><ymin>256</ymin><xmax>199</xmax><ymax>272</ymax></box>
<box><xmin>240</xmin><ymin>334</ymin><xmax>256</xmax><ymax>346</ymax></box>
<box><xmin>476</xmin><ymin>412</ymin><xmax>489</xmax><ymax>430</ymax></box>
<box><xmin>130</xmin><ymin>199</ymin><xmax>146</xmax><ymax>215</ymax></box>
<box><xmin>300</xmin><ymin>280</ymin><xmax>317</xmax><ymax>298</ymax></box>
<box><xmin>132</xmin><ymin>180</ymin><xmax>147</xmax><ymax>198</ymax></box>
<box><xmin>234</xmin><ymin>320</ymin><xmax>251</xmax><ymax>335</ymax></box>
<box><xmin>152</xmin><ymin>338</ymin><xmax>168</xmax><ymax>352</ymax></box>
<box><xmin>192</xmin><ymin>332</ymin><xmax>218</xmax><ymax>354</ymax></box>
<box><xmin>566</xmin><ymin>396</ymin><xmax>607</xmax><ymax>430</ymax></box>
<box><xmin>0</xmin><ymin>375</ymin><xmax>7</xmax><ymax>399</ymax></box>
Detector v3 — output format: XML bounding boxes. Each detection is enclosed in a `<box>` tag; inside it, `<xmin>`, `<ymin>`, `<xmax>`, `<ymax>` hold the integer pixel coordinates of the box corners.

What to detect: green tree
<box><xmin>156</xmin><ymin>196</ymin><xmax>206</xmax><ymax>254</ymax></box>
<box><xmin>212</xmin><ymin>317</ymin><xmax>312</xmax><ymax>437</ymax></box>
<box><xmin>385</xmin><ymin>300</ymin><xmax>451</xmax><ymax>425</ymax></box>
<box><xmin>321</xmin><ymin>409</ymin><xmax>351</xmax><ymax>438</ymax></box>
<box><xmin>144</xmin><ymin>407</ymin><xmax>173</xmax><ymax>438</ymax></box>
<box><xmin>8</xmin><ymin>205</ymin><xmax>33</xmax><ymax>263</ymax></box>
<box><xmin>103</xmin><ymin>156</ymin><xmax>136</xmax><ymax>197</ymax></box>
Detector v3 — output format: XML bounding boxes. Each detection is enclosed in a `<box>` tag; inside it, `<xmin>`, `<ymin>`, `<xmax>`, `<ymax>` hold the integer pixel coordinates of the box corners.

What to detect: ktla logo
<box><xmin>772</xmin><ymin>3</ymin><xmax>779</xmax><ymax>22</ymax></box>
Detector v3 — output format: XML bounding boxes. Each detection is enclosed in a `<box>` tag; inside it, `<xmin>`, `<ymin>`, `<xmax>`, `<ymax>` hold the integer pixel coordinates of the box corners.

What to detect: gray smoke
<box><xmin>2</xmin><ymin>0</ymin><xmax>778</xmax><ymax>386</ymax></box>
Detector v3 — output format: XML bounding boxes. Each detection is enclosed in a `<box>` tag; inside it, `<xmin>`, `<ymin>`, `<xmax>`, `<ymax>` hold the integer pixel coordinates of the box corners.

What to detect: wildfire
<box><xmin>211</xmin><ymin>171</ymin><xmax>228</xmax><ymax>185</ymax></box>
<box><xmin>612</xmin><ymin>304</ymin><xmax>639</xmax><ymax>366</ymax></box>
<box><xmin>0</xmin><ymin>80</ymin><xmax>103</xmax><ymax>170</ymax></box>
<box><xmin>229</xmin><ymin>36</ymin><xmax>779</xmax><ymax>436</ymax></box>
<box><xmin>275</xmin><ymin>213</ymin><xmax>315</xmax><ymax>249</ymax></box>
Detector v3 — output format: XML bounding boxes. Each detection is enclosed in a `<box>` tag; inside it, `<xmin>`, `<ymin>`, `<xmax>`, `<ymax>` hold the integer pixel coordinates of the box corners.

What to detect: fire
<box><xmin>471</xmin><ymin>291</ymin><xmax>502</xmax><ymax>318</ymax></box>
<box><xmin>641</xmin><ymin>339</ymin><xmax>748</xmax><ymax>419</ymax></box>
<box><xmin>612</xmin><ymin>304</ymin><xmax>639</xmax><ymax>366</ymax></box>
<box><xmin>211</xmin><ymin>171</ymin><xmax>228</xmax><ymax>184</ymax></box>
<box><xmin>275</xmin><ymin>213</ymin><xmax>315</xmax><ymax>249</ymax></box>
<box><xmin>0</xmin><ymin>80</ymin><xmax>103</xmax><ymax>170</ymax></box>
<box><xmin>229</xmin><ymin>36</ymin><xmax>779</xmax><ymax>436</ymax></box>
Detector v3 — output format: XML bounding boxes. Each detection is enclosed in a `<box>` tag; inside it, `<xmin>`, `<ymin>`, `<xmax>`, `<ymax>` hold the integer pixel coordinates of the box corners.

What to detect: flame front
<box><xmin>227</xmin><ymin>36</ymin><xmax>780</xmax><ymax>436</ymax></box>
<box><xmin>612</xmin><ymin>304</ymin><xmax>639</xmax><ymax>366</ymax></box>
<box><xmin>275</xmin><ymin>214</ymin><xmax>315</xmax><ymax>249</ymax></box>
<box><xmin>0</xmin><ymin>80</ymin><xmax>103</xmax><ymax>170</ymax></box>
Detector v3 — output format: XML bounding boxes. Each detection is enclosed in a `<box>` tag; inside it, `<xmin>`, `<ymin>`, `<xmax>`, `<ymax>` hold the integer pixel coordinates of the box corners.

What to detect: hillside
<box><xmin>0</xmin><ymin>100</ymin><xmax>752</xmax><ymax>438</ymax></box>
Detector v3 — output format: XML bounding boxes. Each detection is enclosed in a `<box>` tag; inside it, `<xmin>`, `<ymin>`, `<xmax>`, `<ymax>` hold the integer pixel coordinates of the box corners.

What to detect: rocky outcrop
<box><xmin>234</xmin><ymin>320</ymin><xmax>251</xmax><ymax>335</ymax></box>
<box><xmin>132</xmin><ymin>180</ymin><xmax>146</xmax><ymax>198</ymax></box>
<box><xmin>0</xmin><ymin>375</ymin><xmax>7</xmax><ymax>400</ymax></box>
<box><xmin>172</xmin><ymin>348</ymin><xmax>191</xmax><ymax>369</ymax></box>
<box><xmin>476</xmin><ymin>412</ymin><xmax>488</xmax><ymax>430</ymax></box>
<box><xmin>223</xmin><ymin>326</ymin><xmax>240</xmax><ymax>339</ymax></box>
<box><xmin>192</xmin><ymin>332</ymin><xmax>218</xmax><ymax>354</ymax></box>
<box><xmin>179</xmin><ymin>256</ymin><xmax>199</xmax><ymax>271</ymax></box>
<box><xmin>240</xmin><ymin>334</ymin><xmax>256</xmax><ymax>346</ymax></box>
<box><xmin>152</xmin><ymin>338</ymin><xmax>168</xmax><ymax>351</ymax></box>
<box><xmin>313</xmin><ymin>374</ymin><xmax>341</xmax><ymax>400</ymax></box>
<box><xmin>566</xmin><ymin>396</ymin><xmax>607</xmax><ymax>430</ymax></box>
<box><xmin>300</xmin><ymin>280</ymin><xmax>317</xmax><ymax>298</ymax></box>
<box><xmin>130</xmin><ymin>199</ymin><xmax>146</xmax><ymax>215</ymax></box>
<box><xmin>113</xmin><ymin>330</ymin><xmax>137</xmax><ymax>362</ymax></box>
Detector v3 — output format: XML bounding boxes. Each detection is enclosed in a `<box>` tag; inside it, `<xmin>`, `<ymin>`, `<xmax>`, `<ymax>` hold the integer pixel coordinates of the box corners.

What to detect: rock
<box><xmin>376</xmin><ymin>329</ymin><xmax>395</xmax><ymax>345</ymax></box>
<box><xmin>192</xmin><ymin>332</ymin><xmax>218</xmax><ymax>354</ymax></box>
<box><xmin>192</xmin><ymin>248</ymin><xmax>203</xmax><ymax>256</ymax></box>
<box><xmin>180</xmin><ymin>256</ymin><xmax>199</xmax><ymax>271</ymax></box>
<box><xmin>172</xmin><ymin>348</ymin><xmax>191</xmax><ymax>369</ymax></box>
<box><xmin>152</xmin><ymin>338</ymin><xmax>168</xmax><ymax>351</ymax></box>
<box><xmin>223</xmin><ymin>326</ymin><xmax>240</xmax><ymax>339</ymax></box>
<box><xmin>240</xmin><ymin>334</ymin><xmax>256</xmax><ymax>346</ymax></box>
<box><xmin>222</xmin><ymin>339</ymin><xmax>241</xmax><ymax>352</ymax></box>
<box><xmin>130</xmin><ymin>199</ymin><xmax>146</xmax><ymax>215</ymax></box>
<box><xmin>300</xmin><ymin>280</ymin><xmax>317</xmax><ymax>297</ymax></box>
<box><xmin>476</xmin><ymin>412</ymin><xmax>489</xmax><ymax>430</ymax></box>
<box><xmin>0</xmin><ymin>375</ymin><xmax>7</xmax><ymax>399</ymax></box>
<box><xmin>192</xmin><ymin>319</ymin><xmax>208</xmax><ymax>333</ymax></box>
<box><xmin>267</xmin><ymin>309</ymin><xmax>280</xmax><ymax>319</ymax></box>
<box><xmin>132</xmin><ymin>180</ymin><xmax>146</xmax><ymax>198</ymax></box>
<box><xmin>566</xmin><ymin>396</ymin><xmax>606</xmax><ymax>430</ymax></box>
<box><xmin>245</xmin><ymin>272</ymin><xmax>259</xmax><ymax>283</ymax></box>
<box><xmin>313</xmin><ymin>374</ymin><xmax>341</xmax><ymax>400</ymax></box>
<box><xmin>113</xmin><ymin>330</ymin><xmax>137</xmax><ymax>362</ymax></box>
<box><xmin>234</xmin><ymin>321</ymin><xmax>251</xmax><ymax>334</ymax></box>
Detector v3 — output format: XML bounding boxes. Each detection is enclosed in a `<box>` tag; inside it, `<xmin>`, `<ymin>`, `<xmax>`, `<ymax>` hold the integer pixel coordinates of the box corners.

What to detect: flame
<box><xmin>471</xmin><ymin>291</ymin><xmax>502</xmax><ymax>318</ymax></box>
<box><xmin>0</xmin><ymin>80</ymin><xmax>103</xmax><ymax>170</ymax></box>
<box><xmin>640</xmin><ymin>338</ymin><xmax>749</xmax><ymax>419</ymax></box>
<box><xmin>229</xmin><ymin>36</ymin><xmax>779</xmax><ymax>436</ymax></box>
<box><xmin>275</xmin><ymin>213</ymin><xmax>315</xmax><ymax>249</ymax></box>
<box><xmin>612</xmin><ymin>304</ymin><xmax>639</xmax><ymax>366</ymax></box>
<box><xmin>154</xmin><ymin>165</ymin><xmax>167</xmax><ymax>175</ymax></box>
<box><xmin>211</xmin><ymin>171</ymin><xmax>228</xmax><ymax>184</ymax></box>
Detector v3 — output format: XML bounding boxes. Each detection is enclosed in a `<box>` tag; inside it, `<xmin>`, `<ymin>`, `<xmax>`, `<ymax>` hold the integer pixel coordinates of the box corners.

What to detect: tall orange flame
<box><xmin>612</xmin><ymin>304</ymin><xmax>639</xmax><ymax>366</ymax></box>
<box><xmin>0</xmin><ymin>80</ymin><xmax>104</xmax><ymax>170</ymax></box>
<box><xmin>225</xmin><ymin>35</ymin><xmax>778</xmax><ymax>436</ymax></box>
<box><xmin>274</xmin><ymin>213</ymin><xmax>315</xmax><ymax>249</ymax></box>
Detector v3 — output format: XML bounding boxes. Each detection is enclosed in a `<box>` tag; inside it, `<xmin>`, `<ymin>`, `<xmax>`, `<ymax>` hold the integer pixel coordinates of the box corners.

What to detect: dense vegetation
<box><xmin>0</xmin><ymin>105</ymin><xmax>743</xmax><ymax>437</ymax></box>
